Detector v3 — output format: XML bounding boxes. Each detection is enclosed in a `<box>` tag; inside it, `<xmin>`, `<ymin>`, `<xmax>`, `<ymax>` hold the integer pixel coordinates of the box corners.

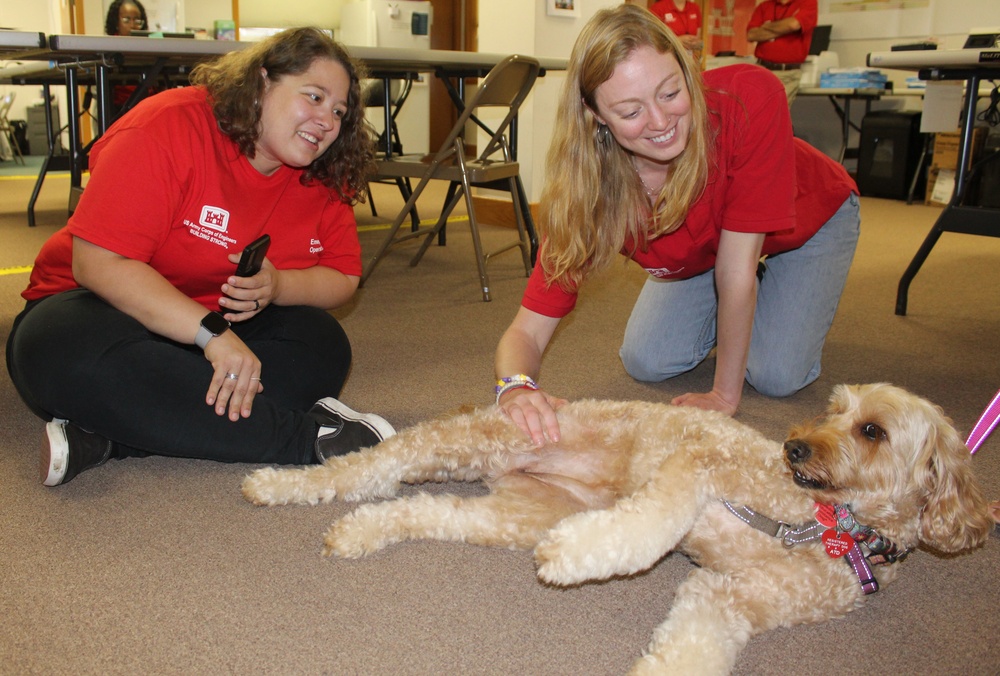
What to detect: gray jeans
<box><xmin>619</xmin><ymin>193</ymin><xmax>861</xmax><ymax>398</ymax></box>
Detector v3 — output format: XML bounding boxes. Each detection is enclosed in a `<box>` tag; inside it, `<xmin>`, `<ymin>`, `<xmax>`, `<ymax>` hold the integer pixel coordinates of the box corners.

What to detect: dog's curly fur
<box><xmin>242</xmin><ymin>383</ymin><xmax>993</xmax><ymax>674</ymax></box>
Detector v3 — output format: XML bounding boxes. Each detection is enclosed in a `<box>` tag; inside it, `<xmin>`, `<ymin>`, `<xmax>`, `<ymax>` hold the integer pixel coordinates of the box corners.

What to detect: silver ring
<box><xmin>250</xmin><ymin>376</ymin><xmax>261</xmax><ymax>381</ymax></box>
<box><xmin>253</xmin><ymin>299</ymin><xmax>260</xmax><ymax>311</ymax></box>
<box><xmin>226</xmin><ymin>373</ymin><xmax>238</xmax><ymax>380</ymax></box>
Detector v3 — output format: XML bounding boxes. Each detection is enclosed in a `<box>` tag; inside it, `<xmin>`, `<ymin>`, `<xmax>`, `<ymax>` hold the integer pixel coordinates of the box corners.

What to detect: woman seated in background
<box><xmin>105</xmin><ymin>0</ymin><xmax>148</xmax><ymax>37</ymax></box>
<box><xmin>6</xmin><ymin>27</ymin><xmax>394</xmax><ymax>487</ymax></box>
<box><xmin>104</xmin><ymin>0</ymin><xmax>156</xmax><ymax>110</ymax></box>
<box><xmin>494</xmin><ymin>4</ymin><xmax>860</xmax><ymax>445</ymax></box>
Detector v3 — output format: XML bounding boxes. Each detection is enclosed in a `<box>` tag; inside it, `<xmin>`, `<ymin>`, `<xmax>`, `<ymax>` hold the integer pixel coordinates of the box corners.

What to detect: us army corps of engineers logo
<box><xmin>185</xmin><ymin>205</ymin><xmax>238</xmax><ymax>249</ymax></box>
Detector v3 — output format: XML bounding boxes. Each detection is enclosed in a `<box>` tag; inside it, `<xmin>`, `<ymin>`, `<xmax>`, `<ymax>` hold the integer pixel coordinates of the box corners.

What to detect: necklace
<box><xmin>633</xmin><ymin>157</ymin><xmax>665</xmax><ymax>201</ymax></box>
<box><xmin>637</xmin><ymin>171</ymin><xmax>663</xmax><ymax>200</ymax></box>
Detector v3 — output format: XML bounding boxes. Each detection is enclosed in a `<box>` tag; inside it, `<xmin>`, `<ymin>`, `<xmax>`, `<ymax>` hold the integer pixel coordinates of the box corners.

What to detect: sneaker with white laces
<box><xmin>41</xmin><ymin>419</ymin><xmax>114</xmax><ymax>487</ymax></box>
<box><xmin>310</xmin><ymin>398</ymin><xmax>396</xmax><ymax>462</ymax></box>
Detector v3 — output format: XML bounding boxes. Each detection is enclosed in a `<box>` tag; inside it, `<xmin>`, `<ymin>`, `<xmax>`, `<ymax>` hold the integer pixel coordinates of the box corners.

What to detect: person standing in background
<box><xmin>746</xmin><ymin>0</ymin><xmax>817</xmax><ymax>106</ymax></box>
<box><xmin>649</xmin><ymin>0</ymin><xmax>703</xmax><ymax>54</ymax></box>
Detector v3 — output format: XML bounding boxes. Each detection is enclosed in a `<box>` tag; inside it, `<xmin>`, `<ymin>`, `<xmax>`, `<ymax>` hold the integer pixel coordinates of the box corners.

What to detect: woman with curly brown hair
<box><xmin>7</xmin><ymin>28</ymin><xmax>395</xmax><ymax>486</ymax></box>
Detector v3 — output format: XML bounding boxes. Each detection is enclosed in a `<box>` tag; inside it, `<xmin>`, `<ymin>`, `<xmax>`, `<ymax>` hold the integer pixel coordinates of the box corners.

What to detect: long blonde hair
<box><xmin>540</xmin><ymin>4</ymin><xmax>711</xmax><ymax>290</ymax></box>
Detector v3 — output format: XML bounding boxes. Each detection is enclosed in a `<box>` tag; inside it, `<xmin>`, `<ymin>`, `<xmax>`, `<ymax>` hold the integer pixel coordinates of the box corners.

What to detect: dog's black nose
<box><xmin>784</xmin><ymin>439</ymin><xmax>811</xmax><ymax>464</ymax></box>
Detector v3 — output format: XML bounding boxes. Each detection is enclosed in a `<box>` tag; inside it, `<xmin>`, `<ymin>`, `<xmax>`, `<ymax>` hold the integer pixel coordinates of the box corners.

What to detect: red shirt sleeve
<box><xmin>520</xmin><ymin>254</ymin><xmax>579</xmax><ymax>319</ymax></box>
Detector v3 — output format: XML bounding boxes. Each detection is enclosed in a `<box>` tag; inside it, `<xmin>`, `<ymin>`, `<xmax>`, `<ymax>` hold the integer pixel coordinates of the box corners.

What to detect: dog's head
<box><xmin>783</xmin><ymin>383</ymin><xmax>993</xmax><ymax>554</ymax></box>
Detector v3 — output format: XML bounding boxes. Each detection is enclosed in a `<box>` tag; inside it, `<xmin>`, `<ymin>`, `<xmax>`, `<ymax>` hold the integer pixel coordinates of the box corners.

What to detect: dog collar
<box><xmin>721</xmin><ymin>500</ymin><xmax>911</xmax><ymax>595</ymax></box>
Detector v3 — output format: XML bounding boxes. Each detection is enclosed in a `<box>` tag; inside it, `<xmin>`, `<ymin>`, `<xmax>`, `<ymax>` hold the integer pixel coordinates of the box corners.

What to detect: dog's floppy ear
<box><xmin>912</xmin><ymin>403</ymin><xmax>993</xmax><ymax>553</ymax></box>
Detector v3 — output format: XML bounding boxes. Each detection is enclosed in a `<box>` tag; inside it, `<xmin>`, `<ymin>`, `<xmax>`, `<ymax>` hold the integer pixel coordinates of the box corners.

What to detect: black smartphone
<box><xmin>235</xmin><ymin>234</ymin><xmax>270</xmax><ymax>277</ymax></box>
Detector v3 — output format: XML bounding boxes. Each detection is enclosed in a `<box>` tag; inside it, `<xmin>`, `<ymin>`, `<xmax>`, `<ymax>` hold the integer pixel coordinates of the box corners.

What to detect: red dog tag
<box><xmin>815</xmin><ymin>503</ymin><xmax>837</xmax><ymax>527</ymax></box>
<box><xmin>822</xmin><ymin>529</ymin><xmax>854</xmax><ymax>558</ymax></box>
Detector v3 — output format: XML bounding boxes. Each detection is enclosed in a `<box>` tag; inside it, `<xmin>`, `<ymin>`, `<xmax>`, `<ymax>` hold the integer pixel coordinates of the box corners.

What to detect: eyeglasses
<box><xmin>120</xmin><ymin>17</ymin><xmax>145</xmax><ymax>27</ymax></box>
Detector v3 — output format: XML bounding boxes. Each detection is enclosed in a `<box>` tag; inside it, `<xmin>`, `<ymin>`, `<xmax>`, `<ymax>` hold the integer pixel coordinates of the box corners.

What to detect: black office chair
<box><xmin>360</xmin><ymin>55</ymin><xmax>540</xmax><ymax>302</ymax></box>
<box><xmin>364</xmin><ymin>76</ymin><xmax>419</xmax><ymax>228</ymax></box>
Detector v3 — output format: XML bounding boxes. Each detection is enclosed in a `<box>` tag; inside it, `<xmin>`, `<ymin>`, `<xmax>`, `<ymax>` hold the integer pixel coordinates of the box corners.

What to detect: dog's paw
<box><xmin>241</xmin><ymin>467</ymin><xmax>289</xmax><ymax>505</ymax></box>
<box><xmin>534</xmin><ymin>526</ymin><xmax>598</xmax><ymax>586</ymax></box>
<box><xmin>627</xmin><ymin>654</ymin><xmax>669</xmax><ymax>676</ymax></box>
<box><xmin>241</xmin><ymin>466</ymin><xmax>335</xmax><ymax>506</ymax></box>
<box><xmin>322</xmin><ymin>508</ymin><xmax>392</xmax><ymax>558</ymax></box>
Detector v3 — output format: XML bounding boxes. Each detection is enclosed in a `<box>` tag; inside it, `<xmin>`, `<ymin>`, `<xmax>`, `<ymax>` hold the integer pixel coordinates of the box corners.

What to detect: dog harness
<box><xmin>721</xmin><ymin>500</ymin><xmax>910</xmax><ymax>595</ymax></box>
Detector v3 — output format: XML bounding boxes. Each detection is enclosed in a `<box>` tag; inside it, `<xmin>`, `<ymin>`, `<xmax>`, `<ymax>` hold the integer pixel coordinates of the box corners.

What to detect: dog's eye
<box><xmin>861</xmin><ymin>423</ymin><xmax>886</xmax><ymax>441</ymax></box>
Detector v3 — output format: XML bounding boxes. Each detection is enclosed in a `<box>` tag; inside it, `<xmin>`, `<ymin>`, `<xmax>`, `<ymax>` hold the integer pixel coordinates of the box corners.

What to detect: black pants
<box><xmin>6</xmin><ymin>289</ymin><xmax>352</xmax><ymax>465</ymax></box>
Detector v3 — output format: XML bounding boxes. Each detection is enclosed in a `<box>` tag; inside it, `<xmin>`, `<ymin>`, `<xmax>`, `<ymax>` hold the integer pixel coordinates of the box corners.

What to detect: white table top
<box><xmin>0</xmin><ymin>29</ymin><xmax>45</xmax><ymax>52</ymax></box>
<box><xmin>867</xmin><ymin>48</ymin><xmax>1000</xmax><ymax>71</ymax></box>
<box><xmin>19</xmin><ymin>34</ymin><xmax>567</xmax><ymax>76</ymax></box>
<box><xmin>0</xmin><ymin>30</ymin><xmax>46</xmax><ymax>64</ymax></box>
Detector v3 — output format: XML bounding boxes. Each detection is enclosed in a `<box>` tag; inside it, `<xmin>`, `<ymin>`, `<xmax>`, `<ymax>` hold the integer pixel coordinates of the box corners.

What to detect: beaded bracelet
<box><xmin>495</xmin><ymin>374</ymin><xmax>538</xmax><ymax>405</ymax></box>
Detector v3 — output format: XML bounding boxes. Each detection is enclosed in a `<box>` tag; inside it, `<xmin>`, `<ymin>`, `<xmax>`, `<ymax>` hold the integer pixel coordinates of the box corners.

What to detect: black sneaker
<box><xmin>41</xmin><ymin>419</ymin><xmax>113</xmax><ymax>487</ymax></box>
<box><xmin>310</xmin><ymin>398</ymin><xmax>396</xmax><ymax>462</ymax></box>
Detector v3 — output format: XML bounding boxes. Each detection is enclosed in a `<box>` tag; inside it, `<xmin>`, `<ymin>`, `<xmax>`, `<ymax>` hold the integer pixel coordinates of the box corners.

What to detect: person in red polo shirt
<box><xmin>492</xmin><ymin>5</ymin><xmax>858</xmax><ymax>445</ymax></box>
<box><xmin>649</xmin><ymin>0</ymin><xmax>703</xmax><ymax>53</ymax></box>
<box><xmin>6</xmin><ymin>29</ymin><xmax>395</xmax><ymax>487</ymax></box>
<box><xmin>747</xmin><ymin>0</ymin><xmax>818</xmax><ymax>105</ymax></box>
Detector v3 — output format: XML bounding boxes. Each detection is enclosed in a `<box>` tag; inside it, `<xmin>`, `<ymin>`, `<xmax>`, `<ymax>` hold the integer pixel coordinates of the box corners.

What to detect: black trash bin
<box><xmin>856</xmin><ymin>111</ymin><xmax>924</xmax><ymax>200</ymax></box>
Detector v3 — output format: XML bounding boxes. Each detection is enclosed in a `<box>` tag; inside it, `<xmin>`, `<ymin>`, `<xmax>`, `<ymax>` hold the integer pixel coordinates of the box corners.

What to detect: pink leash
<box><xmin>967</xmin><ymin>389</ymin><xmax>1000</xmax><ymax>454</ymax></box>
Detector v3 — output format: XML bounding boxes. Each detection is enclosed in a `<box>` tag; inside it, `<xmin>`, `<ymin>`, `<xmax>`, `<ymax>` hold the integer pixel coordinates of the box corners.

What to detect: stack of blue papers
<box><xmin>820</xmin><ymin>68</ymin><xmax>889</xmax><ymax>89</ymax></box>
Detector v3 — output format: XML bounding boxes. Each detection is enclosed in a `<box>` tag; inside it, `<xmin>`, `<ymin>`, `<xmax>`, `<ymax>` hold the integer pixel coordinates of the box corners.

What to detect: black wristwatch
<box><xmin>195</xmin><ymin>311</ymin><xmax>230</xmax><ymax>349</ymax></box>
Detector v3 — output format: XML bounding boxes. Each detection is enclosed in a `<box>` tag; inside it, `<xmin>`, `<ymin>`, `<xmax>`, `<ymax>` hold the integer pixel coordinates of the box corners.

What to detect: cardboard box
<box><xmin>931</xmin><ymin>127</ymin><xmax>987</xmax><ymax>171</ymax></box>
<box><xmin>925</xmin><ymin>166</ymin><xmax>955</xmax><ymax>206</ymax></box>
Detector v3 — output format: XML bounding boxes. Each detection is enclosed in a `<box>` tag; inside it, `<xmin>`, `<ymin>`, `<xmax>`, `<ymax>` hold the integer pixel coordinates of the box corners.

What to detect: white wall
<box><xmin>1</xmin><ymin>1</ymin><xmax>67</xmax><ymax>142</ymax></box>
<box><xmin>6</xmin><ymin>0</ymin><xmax>999</xmax><ymax>185</ymax></box>
<box><xmin>478</xmin><ymin>0</ymin><xmax>621</xmax><ymax>201</ymax></box>
<box><xmin>183</xmin><ymin>0</ymin><xmax>231</xmax><ymax>33</ymax></box>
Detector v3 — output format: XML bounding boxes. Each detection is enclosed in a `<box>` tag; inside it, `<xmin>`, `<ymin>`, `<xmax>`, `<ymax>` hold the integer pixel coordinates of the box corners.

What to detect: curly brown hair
<box><xmin>189</xmin><ymin>27</ymin><xmax>374</xmax><ymax>204</ymax></box>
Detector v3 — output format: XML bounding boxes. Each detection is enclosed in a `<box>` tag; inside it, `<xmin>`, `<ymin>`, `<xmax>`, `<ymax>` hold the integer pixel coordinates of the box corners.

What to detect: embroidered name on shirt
<box><xmin>309</xmin><ymin>238</ymin><xmax>324</xmax><ymax>254</ymax></box>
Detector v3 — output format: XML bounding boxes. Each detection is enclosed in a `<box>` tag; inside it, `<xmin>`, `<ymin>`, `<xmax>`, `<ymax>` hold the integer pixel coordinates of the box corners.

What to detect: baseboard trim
<box><xmin>470</xmin><ymin>195</ymin><xmax>539</xmax><ymax>229</ymax></box>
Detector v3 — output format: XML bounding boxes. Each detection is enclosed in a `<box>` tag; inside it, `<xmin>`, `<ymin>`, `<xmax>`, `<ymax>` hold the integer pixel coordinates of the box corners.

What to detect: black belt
<box><xmin>758</xmin><ymin>60</ymin><xmax>801</xmax><ymax>71</ymax></box>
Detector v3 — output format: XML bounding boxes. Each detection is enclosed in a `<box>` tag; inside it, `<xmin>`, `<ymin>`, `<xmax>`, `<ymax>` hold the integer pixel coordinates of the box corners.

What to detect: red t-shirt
<box><xmin>649</xmin><ymin>1</ymin><xmax>702</xmax><ymax>37</ymax></box>
<box><xmin>521</xmin><ymin>64</ymin><xmax>856</xmax><ymax>319</ymax></box>
<box><xmin>23</xmin><ymin>87</ymin><xmax>361</xmax><ymax>310</ymax></box>
<box><xmin>748</xmin><ymin>0</ymin><xmax>818</xmax><ymax>65</ymax></box>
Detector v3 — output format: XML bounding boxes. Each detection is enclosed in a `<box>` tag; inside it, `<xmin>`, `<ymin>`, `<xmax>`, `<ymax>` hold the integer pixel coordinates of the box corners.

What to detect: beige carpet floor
<box><xmin>1</xmin><ymin>171</ymin><xmax>998</xmax><ymax>674</ymax></box>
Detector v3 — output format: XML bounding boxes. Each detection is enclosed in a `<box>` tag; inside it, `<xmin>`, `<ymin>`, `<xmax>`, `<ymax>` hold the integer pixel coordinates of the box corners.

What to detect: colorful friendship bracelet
<box><xmin>495</xmin><ymin>374</ymin><xmax>538</xmax><ymax>404</ymax></box>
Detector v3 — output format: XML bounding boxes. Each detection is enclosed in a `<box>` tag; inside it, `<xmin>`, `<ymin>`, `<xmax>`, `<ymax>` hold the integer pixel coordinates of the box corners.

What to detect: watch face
<box><xmin>202</xmin><ymin>312</ymin><xmax>230</xmax><ymax>335</ymax></box>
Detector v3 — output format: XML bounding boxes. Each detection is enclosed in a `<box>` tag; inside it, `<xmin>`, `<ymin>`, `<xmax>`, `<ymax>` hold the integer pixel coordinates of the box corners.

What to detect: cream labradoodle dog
<box><xmin>242</xmin><ymin>383</ymin><xmax>993</xmax><ymax>674</ymax></box>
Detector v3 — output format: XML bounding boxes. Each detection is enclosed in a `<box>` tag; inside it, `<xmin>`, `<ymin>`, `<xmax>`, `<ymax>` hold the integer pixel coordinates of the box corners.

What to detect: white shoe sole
<box><xmin>315</xmin><ymin>398</ymin><xmax>396</xmax><ymax>441</ymax></box>
<box><xmin>41</xmin><ymin>419</ymin><xmax>70</xmax><ymax>487</ymax></box>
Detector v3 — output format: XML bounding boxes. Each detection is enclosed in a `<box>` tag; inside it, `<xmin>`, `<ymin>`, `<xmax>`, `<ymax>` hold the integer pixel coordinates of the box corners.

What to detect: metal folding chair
<box><xmin>360</xmin><ymin>55</ymin><xmax>540</xmax><ymax>302</ymax></box>
<box><xmin>0</xmin><ymin>92</ymin><xmax>26</xmax><ymax>165</ymax></box>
